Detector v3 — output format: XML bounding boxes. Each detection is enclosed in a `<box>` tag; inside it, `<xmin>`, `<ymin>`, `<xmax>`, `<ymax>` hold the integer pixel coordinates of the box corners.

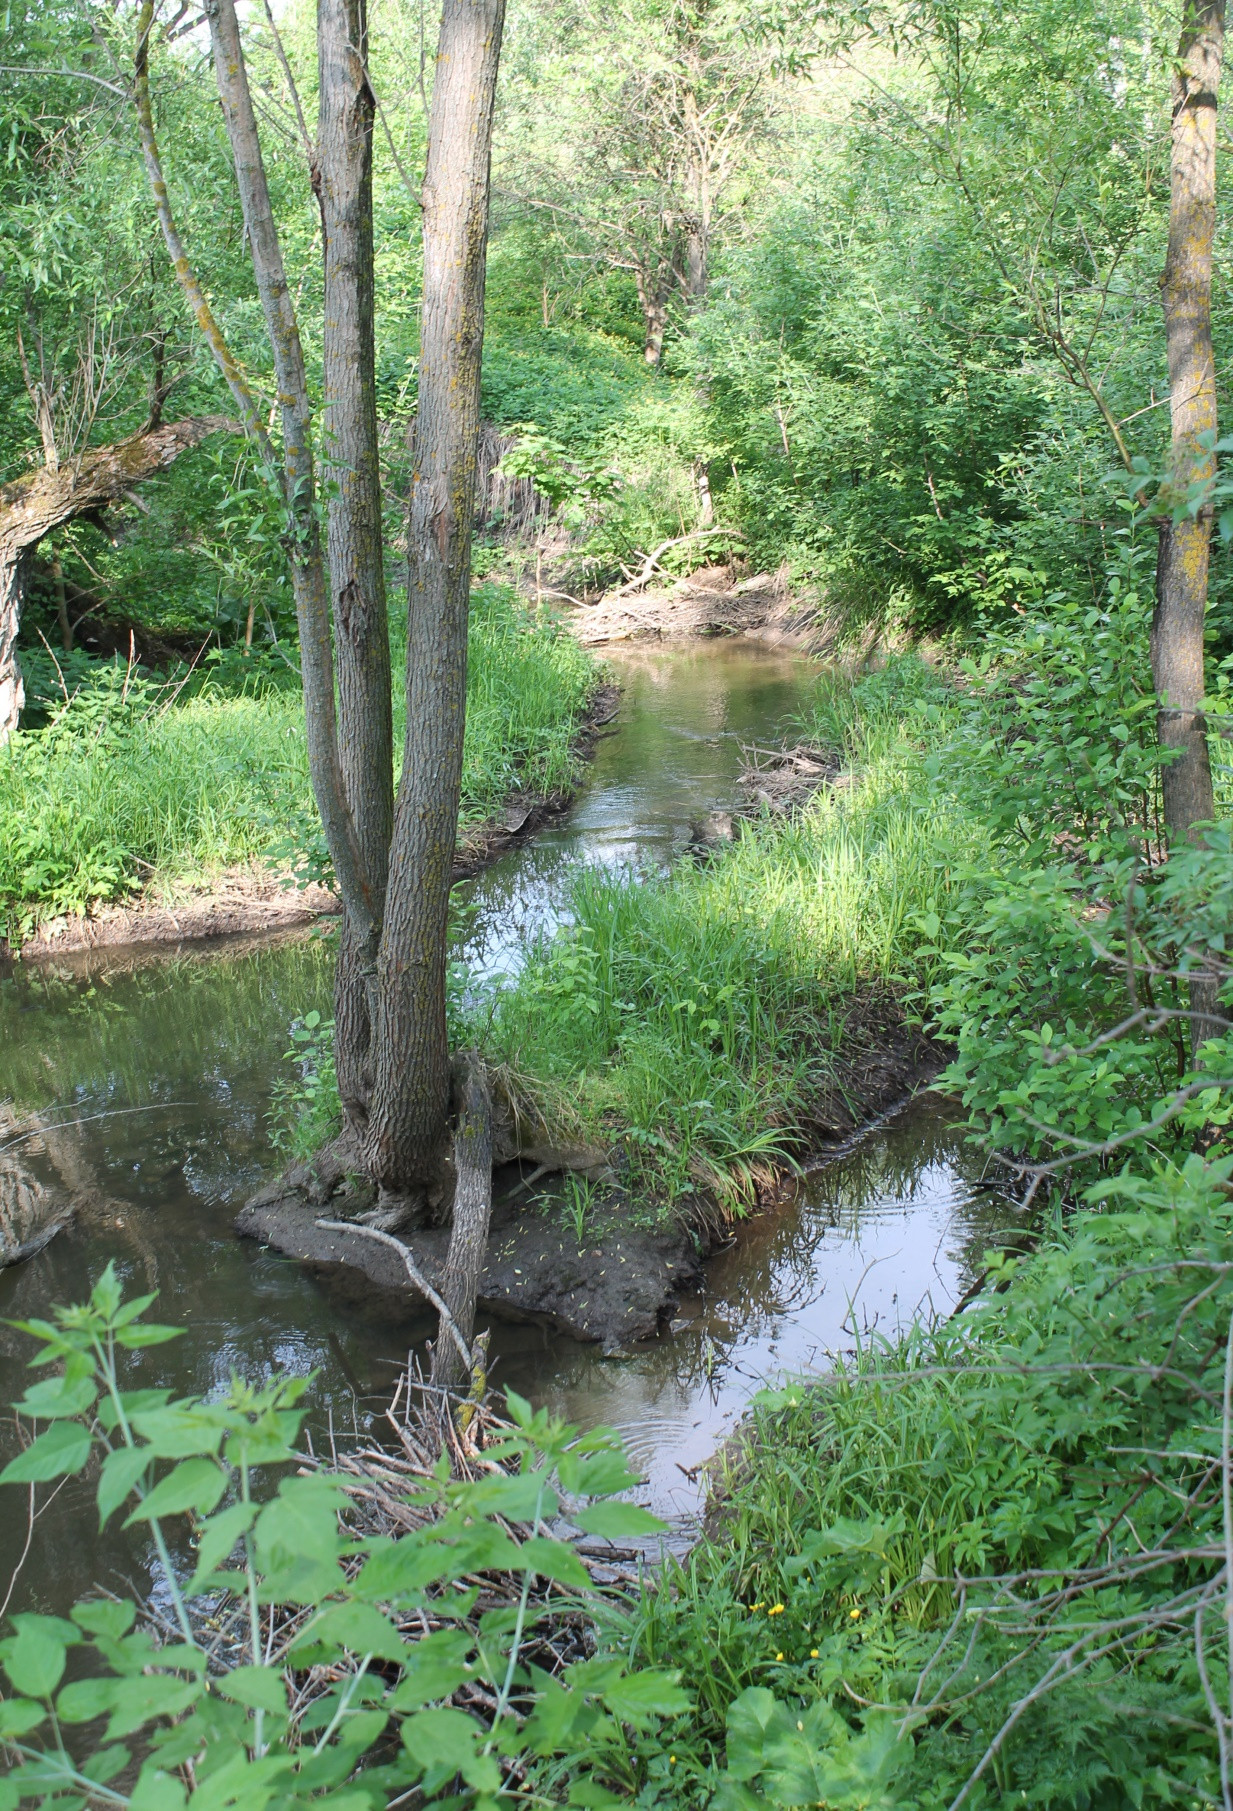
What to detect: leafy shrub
<box><xmin>0</xmin><ymin>1266</ymin><xmax>687</xmax><ymax>1809</ymax></box>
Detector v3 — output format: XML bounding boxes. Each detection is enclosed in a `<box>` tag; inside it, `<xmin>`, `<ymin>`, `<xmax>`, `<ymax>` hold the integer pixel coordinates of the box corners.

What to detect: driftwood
<box><xmin>608</xmin><ymin>528</ymin><xmax>744</xmax><ymax>599</ymax></box>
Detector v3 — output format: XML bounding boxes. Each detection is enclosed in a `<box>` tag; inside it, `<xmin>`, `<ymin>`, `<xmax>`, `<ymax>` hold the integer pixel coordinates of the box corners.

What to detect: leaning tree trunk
<box><xmin>365</xmin><ymin>0</ymin><xmax>506</xmax><ymax>1198</ymax></box>
<box><xmin>0</xmin><ymin>417</ymin><xmax>236</xmax><ymax>743</ymax></box>
<box><xmin>317</xmin><ymin>0</ymin><xmax>395</xmax><ymax>1129</ymax></box>
<box><xmin>1154</xmin><ymin>0</ymin><xmax>1223</xmax><ymax>845</ymax></box>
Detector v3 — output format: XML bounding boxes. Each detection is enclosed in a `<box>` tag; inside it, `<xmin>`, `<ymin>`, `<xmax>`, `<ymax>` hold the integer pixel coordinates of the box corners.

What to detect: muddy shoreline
<box><xmin>237</xmin><ymin>1010</ymin><xmax>947</xmax><ymax>1354</ymax></box>
<box><xmin>5</xmin><ymin>683</ymin><xmax>621</xmax><ymax>964</ymax></box>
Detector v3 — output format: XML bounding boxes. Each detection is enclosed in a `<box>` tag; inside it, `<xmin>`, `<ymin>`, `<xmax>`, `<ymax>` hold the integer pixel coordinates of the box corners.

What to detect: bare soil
<box><xmin>568</xmin><ymin>565</ymin><xmax>816</xmax><ymax>647</ymax></box>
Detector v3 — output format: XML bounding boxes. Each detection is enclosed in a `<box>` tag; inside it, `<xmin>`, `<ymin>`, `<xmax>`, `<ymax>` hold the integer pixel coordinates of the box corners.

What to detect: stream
<box><xmin>0</xmin><ymin>641</ymin><xmax>1011</xmax><ymax>1616</ymax></box>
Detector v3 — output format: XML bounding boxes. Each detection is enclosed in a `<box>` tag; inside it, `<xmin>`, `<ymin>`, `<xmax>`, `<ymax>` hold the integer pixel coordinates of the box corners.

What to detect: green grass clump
<box><xmin>604</xmin><ymin>1160</ymin><xmax>1228</xmax><ymax>1806</ymax></box>
<box><xmin>480</xmin><ymin>661</ymin><xmax>985</xmax><ymax>1213</ymax></box>
<box><xmin>0</xmin><ymin>584</ymin><xmax>599</xmax><ymax>943</ymax></box>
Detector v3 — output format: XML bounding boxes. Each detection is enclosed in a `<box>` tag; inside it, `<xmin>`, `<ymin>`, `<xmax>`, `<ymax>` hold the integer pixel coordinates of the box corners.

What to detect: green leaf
<box><xmin>129</xmin><ymin>1768</ymin><xmax>188</xmax><ymax>1811</ymax></box>
<box><xmin>216</xmin><ymin>1666</ymin><xmax>288</xmax><ymax>1714</ymax></box>
<box><xmin>97</xmin><ymin>1446</ymin><xmax>151</xmax><ymax>1528</ymax></box>
<box><xmin>402</xmin><ymin>1706</ymin><xmax>498</xmax><ymax>1794</ymax></box>
<box><xmin>187</xmin><ymin>1501</ymin><xmax>258</xmax><ymax>1593</ymax></box>
<box><xmin>0</xmin><ymin>1697</ymin><xmax>46</xmax><ymax>1739</ymax></box>
<box><xmin>388</xmin><ymin>1629</ymin><xmax>473</xmax><ymax>1710</ymax></box>
<box><xmin>114</xmin><ymin>1324</ymin><xmax>183</xmax><ymax>1349</ymax></box>
<box><xmin>0</xmin><ymin>1420</ymin><xmax>91</xmax><ymax>1484</ymax></box>
<box><xmin>253</xmin><ymin>1475</ymin><xmax>348</xmax><ymax>1603</ymax></box>
<box><xmin>129</xmin><ymin>1403</ymin><xmax>226</xmax><ymax>1459</ymax></box>
<box><xmin>0</xmin><ymin>1617</ymin><xmax>72</xmax><ymax>1698</ymax></box>
<box><xmin>104</xmin><ymin>1674</ymin><xmax>205</xmax><ymax>1740</ymax></box>
<box><xmin>292</xmin><ymin>1600</ymin><xmax>409</xmax><ymax>1664</ymax></box>
<box><xmin>71</xmin><ymin>1599</ymin><xmax>136</xmax><ymax>1640</ymax></box>
<box><xmin>603</xmin><ymin>1668</ymin><xmax>690</xmax><ymax>1725</ymax></box>
<box><xmin>571</xmin><ymin>1502</ymin><xmax>666</xmax><ymax>1539</ymax></box>
<box><xmin>15</xmin><ymin>1372</ymin><xmax>97</xmax><ymax>1421</ymax></box>
<box><xmin>518</xmin><ymin>1536</ymin><xmax>593</xmax><ymax>1589</ymax></box>
<box><xmin>124</xmin><ymin>1457</ymin><xmax>226</xmax><ymax>1526</ymax></box>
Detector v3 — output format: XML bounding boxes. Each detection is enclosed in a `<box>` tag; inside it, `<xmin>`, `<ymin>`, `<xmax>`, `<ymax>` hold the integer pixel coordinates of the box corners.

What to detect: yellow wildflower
<box><xmin>810</xmin><ymin>1649</ymin><xmax>819</xmax><ymax>1658</ymax></box>
<box><xmin>775</xmin><ymin>1652</ymin><xmax>784</xmax><ymax>1661</ymax></box>
<box><xmin>767</xmin><ymin>1603</ymin><xmax>785</xmax><ymax>1616</ymax></box>
<box><xmin>849</xmin><ymin>1607</ymin><xmax>862</xmax><ymax>1621</ymax></box>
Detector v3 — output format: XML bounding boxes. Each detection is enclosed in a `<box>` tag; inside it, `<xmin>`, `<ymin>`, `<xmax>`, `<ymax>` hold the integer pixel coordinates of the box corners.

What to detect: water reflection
<box><xmin>492</xmin><ymin>1097</ymin><xmax>1012</xmax><ymax>1519</ymax></box>
<box><xmin>0</xmin><ymin>642</ymin><xmax>1011</xmax><ymax>1612</ymax></box>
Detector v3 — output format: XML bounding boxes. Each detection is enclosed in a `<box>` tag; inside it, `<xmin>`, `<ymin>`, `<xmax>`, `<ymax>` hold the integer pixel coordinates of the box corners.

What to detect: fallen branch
<box><xmin>608</xmin><ymin>528</ymin><xmax>745</xmax><ymax>598</ymax></box>
<box><xmin>431</xmin><ymin>1053</ymin><xmax>494</xmax><ymax>1393</ymax></box>
<box><xmin>315</xmin><ymin>1217</ymin><xmax>474</xmax><ymax>1377</ymax></box>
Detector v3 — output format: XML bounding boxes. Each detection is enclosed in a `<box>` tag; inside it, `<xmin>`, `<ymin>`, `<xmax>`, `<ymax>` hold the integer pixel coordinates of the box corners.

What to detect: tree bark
<box><xmin>204</xmin><ymin>0</ymin><xmax>376</xmax><ymax>952</ymax></box>
<box><xmin>429</xmin><ymin>1054</ymin><xmax>493</xmax><ymax>1391</ymax></box>
<box><xmin>365</xmin><ymin>0</ymin><xmax>506</xmax><ymax>1196</ymax></box>
<box><xmin>316</xmin><ymin>0</ymin><xmax>394</xmax><ymax>1127</ymax></box>
<box><xmin>0</xmin><ymin>416</ymin><xmax>235</xmax><ymax>742</ymax></box>
<box><xmin>1153</xmin><ymin>0</ymin><xmax>1223</xmax><ymax>847</ymax></box>
<box><xmin>636</xmin><ymin>264</ymin><xmax>671</xmax><ymax>367</ymax></box>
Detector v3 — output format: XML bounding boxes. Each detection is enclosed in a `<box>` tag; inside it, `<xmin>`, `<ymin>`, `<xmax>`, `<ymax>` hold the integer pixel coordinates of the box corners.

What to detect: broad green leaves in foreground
<box><xmin>0</xmin><ymin>1264</ymin><xmax>694</xmax><ymax>1809</ymax></box>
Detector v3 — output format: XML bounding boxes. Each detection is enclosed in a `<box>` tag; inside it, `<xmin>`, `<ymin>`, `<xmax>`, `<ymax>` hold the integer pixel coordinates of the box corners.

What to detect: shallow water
<box><xmin>0</xmin><ymin>642</ymin><xmax>1009</xmax><ymax>1613</ymax></box>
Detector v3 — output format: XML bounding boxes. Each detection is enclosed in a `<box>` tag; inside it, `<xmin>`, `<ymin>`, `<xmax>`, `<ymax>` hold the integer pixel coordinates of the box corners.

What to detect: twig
<box><xmin>315</xmin><ymin>1219</ymin><xmax>473</xmax><ymax>1374</ymax></box>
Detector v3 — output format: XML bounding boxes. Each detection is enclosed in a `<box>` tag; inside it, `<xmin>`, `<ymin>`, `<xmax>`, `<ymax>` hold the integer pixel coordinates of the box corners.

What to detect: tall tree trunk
<box><xmin>317</xmin><ymin>0</ymin><xmax>394</xmax><ymax>1128</ymax></box>
<box><xmin>0</xmin><ymin>417</ymin><xmax>235</xmax><ymax>743</ymax></box>
<box><xmin>0</xmin><ymin>554</ymin><xmax>26</xmax><ymax>739</ymax></box>
<box><xmin>1154</xmin><ymin>0</ymin><xmax>1225</xmax><ymax>1064</ymax></box>
<box><xmin>203</xmin><ymin>0</ymin><xmax>376</xmax><ymax>952</ymax></box>
<box><xmin>1153</xmin><ymin>0</ymin><xmax>1223</xmax><ymax>846</ymax></box>
<box><xmin>365</xmin><ymin>0</ymin><xmax>506</xmax><ymax>1198</ymax></box>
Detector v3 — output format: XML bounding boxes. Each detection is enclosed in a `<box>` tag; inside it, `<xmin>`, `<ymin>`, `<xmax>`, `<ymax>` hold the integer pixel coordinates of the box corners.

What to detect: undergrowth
<box><xmin>605</xmin><ymin>1160</ymin><xmax>1231</xmax><ymax>1807</ymax></box>
<box><xmin>0</xmin><ymin>586</ymin><xmax>598</xmax><ymax>944</ymax></box>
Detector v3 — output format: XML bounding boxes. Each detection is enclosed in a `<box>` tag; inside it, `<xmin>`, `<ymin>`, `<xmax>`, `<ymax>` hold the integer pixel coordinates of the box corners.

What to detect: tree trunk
<box><xmin>317</xmin><ymin>0</ymin><xmax>394</xmax><ymax>1127</ymax></box>
<box><xmin>365</xmin><ymin>0</ymin><xmax>506</xmax><ymax>1197</ymax></box>
<box><xmin>429</xmin><ymin>1054</ymin><xmax>493</xmax><ymax>1391</ymax></box>
<box><xmin>636</xmin><ymin>265</ymin><xmax>670</xmax><ymax>367</ymax></box>
<box><xmin>1153</xmin><ymin>0</ymin><xmax>1223</xmax><ymax>846</ymax></box>
<box><xmin>204</xmin><ymin>0</ymin><xmax>377</xmax><ymax>953</ymax></box>
<box><xmin>0</xmin><ymin>416</ymin><xmax>235</xmax><ymax>743</ymax></box>
<box><xmin>0</xmin><ymin>553</ymin><xmax>26</xmax><ymax>739</ymax></box>
<box><xmin>1154</xmin><ymin>0</ymin><xmax>1225</xmax><ymax>1064</ymax></box>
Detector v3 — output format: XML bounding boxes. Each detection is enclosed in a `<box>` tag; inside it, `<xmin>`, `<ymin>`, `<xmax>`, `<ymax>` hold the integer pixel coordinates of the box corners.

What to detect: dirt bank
<box><xmin>569</xmin><ymin>565</ymin><xmax>814</xmax><ymax>647</ymax></box>
<box><xmin>8</xmin><ymin>684</ymin><xmax>621</xmax><ymax>963</ymax></box>
<box><xmin>237</xmin><ymin>1007</ymin><xmax>947</xmax><ymax>1354</ymax></box>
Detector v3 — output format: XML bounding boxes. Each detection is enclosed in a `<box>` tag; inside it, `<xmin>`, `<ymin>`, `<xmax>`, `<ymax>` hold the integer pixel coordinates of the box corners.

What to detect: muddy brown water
<box><xmin>0</xmin><ymin>642</ymin><xmax>1013</xmax><ymax>1616</ymax></box>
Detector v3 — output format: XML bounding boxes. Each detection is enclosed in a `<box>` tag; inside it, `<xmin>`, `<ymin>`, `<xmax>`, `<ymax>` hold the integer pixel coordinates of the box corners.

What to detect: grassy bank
<box><xmin>476</xmin><ymin>659</ymin><xmax>986</xmax><ymax>1215</ymax></box>
<box><xmin>0</xmin><ymin>584</ymin><xmax>598</xmax><ymax>944</ymax></box>
<box><xmin>601</xmin><ymin>1161</ymin><xmax>1229</xmax><ymax>1804</ymax></box>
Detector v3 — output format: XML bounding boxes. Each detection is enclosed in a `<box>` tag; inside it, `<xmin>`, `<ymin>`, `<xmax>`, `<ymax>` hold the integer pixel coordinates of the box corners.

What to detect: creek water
<box><xmin>0</xmin><ymin>641</ymin><xmax>1008</xmax><ymax>1616</ymax></box>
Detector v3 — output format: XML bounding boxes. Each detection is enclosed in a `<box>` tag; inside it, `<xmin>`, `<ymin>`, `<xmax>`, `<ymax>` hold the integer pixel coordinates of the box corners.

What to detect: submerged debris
<box><xmin>737</xmin><ymin>742</ymin><xmax>840</xmax><ymax>814</ymax></box>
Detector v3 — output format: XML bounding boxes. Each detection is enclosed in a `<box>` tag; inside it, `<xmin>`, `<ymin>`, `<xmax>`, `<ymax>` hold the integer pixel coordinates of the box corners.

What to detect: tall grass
<box><xmin>602</xmin><ymin>1167</ymin><xmax>1229</xmax><ymax>1804</ymax></box>
<box><xmin>479</xmin><ymin>661</ymin><xmax>986</xmax><ymax>1212</ymax></box>
<box><xmin>0</xmin><ymin>584</ymin><xmax>598</xmax><ymax>942</ymax></box>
